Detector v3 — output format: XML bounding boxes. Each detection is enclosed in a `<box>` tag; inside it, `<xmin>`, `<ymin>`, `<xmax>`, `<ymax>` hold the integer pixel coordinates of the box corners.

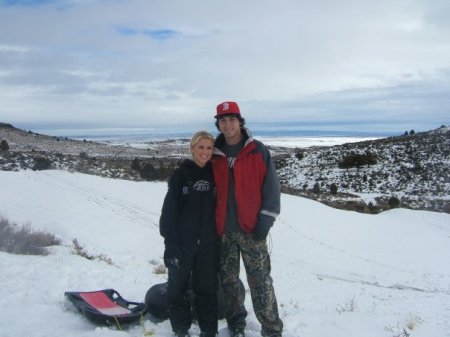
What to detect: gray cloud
<box><xmin>0</xmin><ymin>0</ymin><xmax>449</xmax><ymax>134</ymax></box>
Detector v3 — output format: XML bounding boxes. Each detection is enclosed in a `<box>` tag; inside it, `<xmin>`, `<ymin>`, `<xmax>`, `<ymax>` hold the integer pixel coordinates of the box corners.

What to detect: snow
<box><xmin>258</xmin><ymin>136</ymin><xmax>382</xmax><ymax>148</ymax></box>
<box><xmin>1</xmin><ymin>170</ymin><xmax>449</xmax><ymax>337</ymax></box>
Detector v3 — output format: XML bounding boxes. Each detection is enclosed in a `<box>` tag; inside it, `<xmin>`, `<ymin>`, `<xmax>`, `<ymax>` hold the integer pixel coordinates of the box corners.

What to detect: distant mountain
<box><xmin>1</xmin><ymin>123</ymin><xmax>449</xmax><ymax>213</ymax></box>
<box><xmin>0</xmin><ymin>122</ymin><xmax>13</xmax><ymax>128</ymax></box>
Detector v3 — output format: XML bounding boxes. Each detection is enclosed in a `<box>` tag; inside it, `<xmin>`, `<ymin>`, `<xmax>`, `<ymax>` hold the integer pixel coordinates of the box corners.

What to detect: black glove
<box><xmin>163</xmin><ymin>246</ymin><xmax>181</xmax><ymax>269</ymax></box>
<box><xmin>252</xmin><ymin>213</ymin><xmax>274</xmax><ymax>241</ymax></box>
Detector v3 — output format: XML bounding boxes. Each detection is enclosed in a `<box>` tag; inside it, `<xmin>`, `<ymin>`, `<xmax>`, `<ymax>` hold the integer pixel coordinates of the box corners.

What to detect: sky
<box><xmin>1</xmin><ymin>169</ymin><xmax>449</xmax><ymax>337</ymax></box>
<box><xmin>0</xmin><ymin>0</ymin><xmax>449</xmax><ymax>136</ymax></box>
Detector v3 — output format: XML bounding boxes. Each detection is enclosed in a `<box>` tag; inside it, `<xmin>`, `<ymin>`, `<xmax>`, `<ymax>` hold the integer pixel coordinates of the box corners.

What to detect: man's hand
<box><xmin>252</xmin><ymin>213</ymin><xmax>274</xmax><ymax>241</ymax></box>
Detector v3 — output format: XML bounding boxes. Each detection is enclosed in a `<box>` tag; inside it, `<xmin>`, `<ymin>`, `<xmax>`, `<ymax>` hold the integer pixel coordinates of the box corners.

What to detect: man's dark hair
<box><xmin>214</xmin><ymin>114</ymin><xmax>246</xmax><ymax>131</ymax></box>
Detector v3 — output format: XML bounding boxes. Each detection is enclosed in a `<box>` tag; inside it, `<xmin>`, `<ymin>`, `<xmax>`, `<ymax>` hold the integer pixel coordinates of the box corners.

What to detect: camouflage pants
<box><xmin>220</xmin><ymin>231</ymin><xmax>283</xmax><ymax>337</ymax></box>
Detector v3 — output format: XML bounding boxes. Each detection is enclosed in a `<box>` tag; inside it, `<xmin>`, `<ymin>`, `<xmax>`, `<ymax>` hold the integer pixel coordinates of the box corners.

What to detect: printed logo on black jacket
<box><xmin>193</xmin><ymin>180</ymin><xmax>210</xmax><ymax>192</ymax></box>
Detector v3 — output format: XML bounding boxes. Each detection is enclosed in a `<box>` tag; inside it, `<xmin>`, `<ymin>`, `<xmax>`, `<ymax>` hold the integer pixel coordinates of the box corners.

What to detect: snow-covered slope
<box><xmin>1</xmin><ymin>170</ymin><xmax>449</xmax><ymax>337</ymax></box>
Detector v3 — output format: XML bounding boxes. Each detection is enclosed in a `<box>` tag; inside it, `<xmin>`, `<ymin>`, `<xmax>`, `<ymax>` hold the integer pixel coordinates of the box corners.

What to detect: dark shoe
<box><xmin>199</xmin><ymin>332</ymin><xmax>217</xmax><ymax>337</ymax></box>
<box><xmin>175</xmin><ymin>331</ymin><xmax>190</xmax><ymax>337</ymax></box>
<box><xmin>261</xmin><ymin>328</ymin><xmax>282</xmax><ymax>337</ymax></box>
<box><xmin>230</xmin><ymin>328</ymin><xmax>245</xmax><ymax>337</ymax></box>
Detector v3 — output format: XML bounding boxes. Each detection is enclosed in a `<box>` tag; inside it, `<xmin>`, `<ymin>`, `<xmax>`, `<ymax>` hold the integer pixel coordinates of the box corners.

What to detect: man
<box><xmin>211</xmin><ymin>101</ymin><xmax>283</xmax><ymax>337</ymax></box>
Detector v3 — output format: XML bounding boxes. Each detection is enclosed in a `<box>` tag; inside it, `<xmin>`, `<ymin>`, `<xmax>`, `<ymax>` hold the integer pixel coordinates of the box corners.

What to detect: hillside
<box><xmin>1</xmin><ymin>123</ymin><xmax>449</xmax><ymax>213</ymax></box>
<box><xmin>277</xmin><ymin>125</ymin><xmax>450</xmax><ymax>213</ymax></box>
<box><xmin>0</xmin><ymin>123</ymin><xmax>186</xmax><ymax>181</ymax></box>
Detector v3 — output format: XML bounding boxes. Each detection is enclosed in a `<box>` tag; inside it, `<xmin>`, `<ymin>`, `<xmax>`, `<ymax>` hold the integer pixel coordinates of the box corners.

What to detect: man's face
<box><xmin>218</xmin><ymin>115</ymin><xmax>242</xmax><ymax>144</ymax></box>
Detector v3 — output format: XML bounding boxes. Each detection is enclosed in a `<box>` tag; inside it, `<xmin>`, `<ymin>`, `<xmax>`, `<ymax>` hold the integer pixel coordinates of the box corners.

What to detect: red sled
<box><xmin>65</xmin><ymin>289</ymin><xmax>148</xmax><ymax>326</ymax></box>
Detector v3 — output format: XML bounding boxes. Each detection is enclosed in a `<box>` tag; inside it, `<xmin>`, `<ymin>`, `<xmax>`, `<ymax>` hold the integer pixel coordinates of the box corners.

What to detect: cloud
<box><xmin>0</xmin><ymin>0</ymin><xmax>449</xmax><ymax>134</ymax></box>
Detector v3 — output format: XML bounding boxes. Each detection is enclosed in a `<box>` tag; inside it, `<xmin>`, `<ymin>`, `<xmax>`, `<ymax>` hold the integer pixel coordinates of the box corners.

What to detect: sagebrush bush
<box><xmin>294</xmin><ymin>150</ymin><xmax>304</xmax><ymax>160</ymax></box>
<box><xmin>0</xmin><ymin>215</ymin><xmax>61</xmax><ymax>255</ymax></box>
<box><xmin>388</xmin><ymin>196</ymin><xmax>401</xmax><ymax>209</ymax></box>
<box><xmin>312</xmin><ymin>182</ymin><xmax>320</xmax><ymax>194</ymax></box>
<box><xmin>32</xmin><ymin>156</ymin><xmax>53</xmax><ymax>171</ymax></box>
<box><xmin>330</xmin><ymin>183</ymin><xmax>338</xmax><ymax>195</ymax></box>
<box><xmin>131</xmin><ymin>157</ymin><xmax>141</xmax><ymax>171</ymax></box>
<box><xmin>140</xmin><ymin>163</ymin><xmax>158</xmax><ymax>180</ymax></box>
<box><xmin>0</xmin><ymin>139</ymin><xmax>9</xmax><ymax>151</ymax></box>
<box><xmin>71</xmin><ymin>238</ymin><xmax>115</xmax><ymax>265</ymax></box>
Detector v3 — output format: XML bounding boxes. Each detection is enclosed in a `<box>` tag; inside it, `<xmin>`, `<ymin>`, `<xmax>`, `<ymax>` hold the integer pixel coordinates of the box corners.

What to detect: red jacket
<box><xmin>211</xmin><ymin>129</ymin><xmax>280</xmax><ymax>235</ymax></box>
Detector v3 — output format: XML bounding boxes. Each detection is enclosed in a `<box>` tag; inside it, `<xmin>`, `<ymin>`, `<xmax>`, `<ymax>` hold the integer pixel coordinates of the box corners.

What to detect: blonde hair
<box><xmin>190</xmin><ymin>131</ymin><xmax>215</xmax><ymax>150</ymax></box>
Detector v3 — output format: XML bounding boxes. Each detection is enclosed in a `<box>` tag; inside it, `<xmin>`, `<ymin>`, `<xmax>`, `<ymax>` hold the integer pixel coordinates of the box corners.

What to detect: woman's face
<box><xmin>191</xmin><ymin>138</ymin><xmax>214</xmax><ymax>167</ymax></box>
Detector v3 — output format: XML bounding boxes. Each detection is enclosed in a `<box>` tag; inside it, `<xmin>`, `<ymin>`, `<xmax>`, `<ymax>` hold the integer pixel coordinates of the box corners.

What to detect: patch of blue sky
<box><xmin>117</xmin><ymin>27</ymin><xmax>179</xmax><ymax>41</ymax></box>
<box><xmin>1</xmin><ymin>0</ymin><xmax>56</xmax><ymax>6</ymax></box>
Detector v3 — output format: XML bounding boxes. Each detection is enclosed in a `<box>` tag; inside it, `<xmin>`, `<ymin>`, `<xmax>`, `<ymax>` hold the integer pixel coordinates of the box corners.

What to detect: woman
<box><xmin>159</xmin><ymin>131</ymin><xmax>218</xmax><ymax>337</ymax></box>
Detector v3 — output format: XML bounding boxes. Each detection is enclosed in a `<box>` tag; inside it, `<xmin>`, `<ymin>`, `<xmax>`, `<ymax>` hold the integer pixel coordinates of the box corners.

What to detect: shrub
<box><xmin>294</xmin><ymin>150</ymin><xmax>304</xmax><ymax>160</ymax></box>
<box><xmin>140</xmin><ymin>163</ymin><xmax>158</xmax><ymax>181</ymax></box>
<box><xmin>0</xmin><ymin>139</ymin><xmax>9</xmax><ymax>151</ymax></box>
<box><xmin>32</xmin><ymin>157</ymin><xmax>53</xmax><ymax>171</ymax></box>
<box><xmin>0</xmin><ymin>215</ymin><xmax>61</xmax><ymax>255</ymax></box>
<box><xmin>330</xmin><ymin>183</ymin><xmax>338</xmax><ymax>195</ymax></box>
<box><xmin>79</xmin><ymin>152</ymin><xmax>89</xmax><ymax>159</ymax></box>
<box><xmin>388</xmin><ymin>196</ymin><xmax>401</xmax><ymax>209</ymax></box>
<box><xmin>131</xmin><ymin>157</ymin><xmax>141</xmax><ymax>171</ymax></box>
<box><xmin>312</xmin><ymin>182</ymin><xmax>320</xmax><ymax>194</ymax></box>
<box><xmin>274</xmin><ymin>158</ymin><xmax>285</xmax><ymax>169</ymax></box>
<box><xmin>71</xmin><ymin>239</ymin><xmax>114</xmax><ymax>265</ymax></box>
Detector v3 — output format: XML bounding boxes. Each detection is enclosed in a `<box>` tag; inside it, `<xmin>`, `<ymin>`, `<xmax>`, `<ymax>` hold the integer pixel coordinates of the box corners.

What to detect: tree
<box><xmin>354</xmin><ymin>154</ymin><xmax>365</xmax><ymax>170</ymax></box>
<box><xmin>365</xmin><ymin>151</ymin><xmax>377</xmax><ymax>167</ymax></box>
<box><xmin>338</xmin><ymin>155</ymin><xmax>354</xmax><ymax>170</ymax></box>
<box><xmin>339</xmin><ymin>152</ymin><xmax>377</xmax><ymax>170</ymax></box>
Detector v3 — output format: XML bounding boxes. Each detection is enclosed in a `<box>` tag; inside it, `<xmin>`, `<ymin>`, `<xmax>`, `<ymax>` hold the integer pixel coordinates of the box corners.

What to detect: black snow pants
<box><xmin>167</xmin><ymin>242</ymin><xmax>218</xmax><ymax>335</ymax></box>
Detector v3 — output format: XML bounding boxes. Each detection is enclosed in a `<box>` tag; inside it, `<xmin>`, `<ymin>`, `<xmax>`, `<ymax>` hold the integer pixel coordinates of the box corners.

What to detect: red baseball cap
<box><xmin>216</xmin><ymin>101</ymin><xmax>240</xmax><ymax>117</ymax></box>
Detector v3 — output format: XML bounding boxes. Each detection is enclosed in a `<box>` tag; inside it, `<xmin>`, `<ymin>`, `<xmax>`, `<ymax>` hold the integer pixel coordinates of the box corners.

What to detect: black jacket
<box><xmin>160</xmin><ymin>159</ymin><xmax>216</xmax><ymax>251</ymax></box>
